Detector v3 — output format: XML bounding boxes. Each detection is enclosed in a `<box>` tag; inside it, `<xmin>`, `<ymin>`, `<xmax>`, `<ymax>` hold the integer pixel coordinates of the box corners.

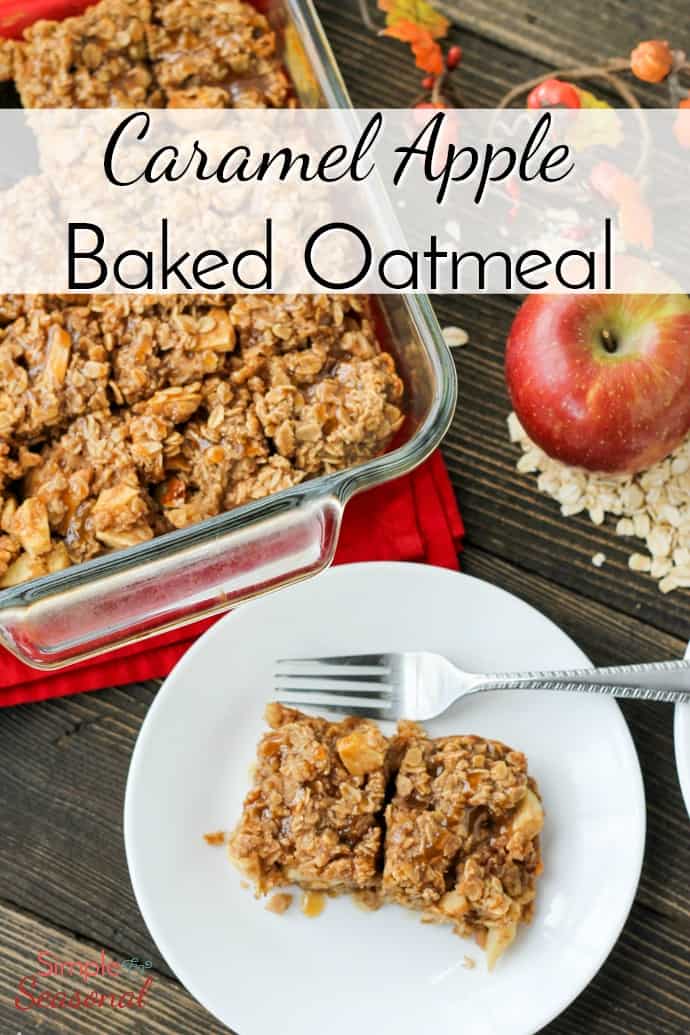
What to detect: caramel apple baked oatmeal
<box><xmin>0</xmin><ymin>295</ymin><xmax>404</xmax><ymax>587</ymax></box>
<box><xmin>0</xmin><ymin>0</ymin><xmax>405</xmax><ymax>591</ymax></box>
<box><xmin>229</xmin><ymin>704</ymin><xmax>544</xmax><ymax>968</ymax></box>
<box><xmin>382</xmin><ymin>722</ymin><xmax>544</xmax><ymax>968</ymax></box>
<box><xmin>0</xmin><ymin>0</ymin><xmax>292</xmax><ymax>110</ymax></box>
<box><xmin>229</xmin><ymin>702</ymin><xmax>390</xmax><ymax>895</ymax></box>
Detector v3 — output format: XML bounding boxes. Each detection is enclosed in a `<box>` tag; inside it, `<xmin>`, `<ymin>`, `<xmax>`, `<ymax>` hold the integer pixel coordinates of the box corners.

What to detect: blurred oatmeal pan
<box><xmin>0</xmin><ymin>0</ymin><xmax>456</xmax><ymax>670</ymax></box>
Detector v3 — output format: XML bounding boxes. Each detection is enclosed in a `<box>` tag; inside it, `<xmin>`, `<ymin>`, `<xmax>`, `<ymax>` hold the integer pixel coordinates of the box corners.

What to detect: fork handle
<box><xmin>472</xmin><ymin>658</ymin><xmax>690</xmax><ymax>704</ymax></box>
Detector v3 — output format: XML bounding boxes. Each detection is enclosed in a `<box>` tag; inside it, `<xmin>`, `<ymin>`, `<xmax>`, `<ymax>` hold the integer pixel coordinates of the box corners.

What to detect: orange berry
<box><xmin>630</xmin><ymin>39</ymin><xmax>673</xmax><ymax>83</ymax></box>
<box><xmin>527</xmin><ymin>78</ymin><xmax>581</xmax><ymax>110</ymax></box>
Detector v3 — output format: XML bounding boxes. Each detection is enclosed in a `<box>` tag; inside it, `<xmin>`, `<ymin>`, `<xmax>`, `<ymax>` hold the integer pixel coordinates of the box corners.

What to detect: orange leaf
<box><xmin>382</xmin><ymin>20</ymin><xmax>444</xmax><ymax>75</ymax></box>
<box><xmin>378</xmin><ymin>0</ymin><xmax>449</xmax><ymax>39</ymax></box>
<box><xmin>590</xmin><ymin>162</ymin><xmax>653</xmax><ymax>250</ymax></box>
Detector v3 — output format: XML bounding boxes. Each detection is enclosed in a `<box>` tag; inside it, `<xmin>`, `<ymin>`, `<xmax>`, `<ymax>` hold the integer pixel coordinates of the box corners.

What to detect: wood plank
<box><xmin>0</xmin><ymin>900</ymin><xmax>226</xmax><ymax>1033</ymax></box>
<box><xmin>0</xmin><ymin>682</ymin><xmax>171</xmax><ymax>975</ymax></box>
<box><xmin>324</xmin><ymin>0</ymin><xmax>686</xmax><ymax>98</ymax></box>
<box><xmin>434</xmin><ymin>0</ymin><xmax>687</xmax><ymax>79</ymax></box>
<box><xmin>316</xmin><ymin>0</ymin><xmax>672</xmax><ymax>107</ymax></box>
<box><xmin>317</xmin><ymin>0</ymin><xmax>547</xmax><ymax>108</ymax></box>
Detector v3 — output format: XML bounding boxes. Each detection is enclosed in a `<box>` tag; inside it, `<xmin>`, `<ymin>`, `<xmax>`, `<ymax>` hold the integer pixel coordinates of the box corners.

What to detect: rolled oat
<box><xmin>509</xmin><ymin>411</ymin><xmax>690</xmax><ymax>593</ymax></box>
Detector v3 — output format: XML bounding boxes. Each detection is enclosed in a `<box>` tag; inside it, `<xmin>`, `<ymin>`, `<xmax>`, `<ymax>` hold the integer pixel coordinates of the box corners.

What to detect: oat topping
<box><xmin>0</xmin><ymin>294</ymin><xmax>403</xmax><ymax>586</ymax></box>
<box><xmin>228</xmin><ymin>702</ymin><xmax>391</xmax><ymax>895</ymax></box>
<box><xmin>509</xmin><ymin>410</ymin><xmax>690</xmax><ymax>593</ymax></box>
<box><xmin>148</xmin><ymin>0</ymin><xmax>291</xmax><ymax>110</ymax></box>
<box><xmin>0</xmin><ymin>2</ymin><xmax>404</xmax><ymax>589</ymax></box>
<box><xmin>9</xmin><ymin>0</ymin><xmax>159</xmax><ymax>109</ymax></box>
<box><xmin>229</xmin><ymin>706</ymin><xmax>544</xmax><ymax>967</ymax></box>
<box><xmin>1</xmin><ymin>0</ymin><xmax>291</xmax><ymax>110</ymax></box>
<box><xmin>382</xmin><ymin>722</ymin><xmax>543</xmax><ymax>969</ymax></box>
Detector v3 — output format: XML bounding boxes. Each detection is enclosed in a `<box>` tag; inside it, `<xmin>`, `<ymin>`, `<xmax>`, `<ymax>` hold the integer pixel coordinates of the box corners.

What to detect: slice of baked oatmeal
<box><xmin>229</xmin><ymin>703</ymin><xmax>391</xmax><ymax>896</ymax></box>
<box><xmin>147</xmin><ymin>0</ymin><xmax>291</xmax><ymax>108</ymax></box>
<box><xmin>10</xmin><ymin>0</ymin><xmax>160</xmax><ymax>108</ymax></box>
<box><xmin>382</xmin><ymin>722</ymin><xmax>544</xmax><ymax>968</ymax></box>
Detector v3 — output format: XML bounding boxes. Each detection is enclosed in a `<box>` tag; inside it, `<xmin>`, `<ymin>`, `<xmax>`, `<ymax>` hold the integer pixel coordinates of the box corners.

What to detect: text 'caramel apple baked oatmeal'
<box><xmin>228</xmin><ymin>704</ymin><xmax>544</xmax><ymax>968</ymax></box>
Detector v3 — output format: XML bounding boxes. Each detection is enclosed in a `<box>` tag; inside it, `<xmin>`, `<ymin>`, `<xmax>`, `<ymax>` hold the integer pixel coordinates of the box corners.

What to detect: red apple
<box><xmin>505</xmin><ymin>294</ymin><xmax>690</xmax><ymax>473</ymax></box>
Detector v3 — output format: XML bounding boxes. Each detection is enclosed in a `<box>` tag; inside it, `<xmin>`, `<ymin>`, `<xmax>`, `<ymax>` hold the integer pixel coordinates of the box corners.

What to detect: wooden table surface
<box><xmin>2</xmin><ymin>1</ymin><xmax>690</xmax><ymax>1032</ymax></box>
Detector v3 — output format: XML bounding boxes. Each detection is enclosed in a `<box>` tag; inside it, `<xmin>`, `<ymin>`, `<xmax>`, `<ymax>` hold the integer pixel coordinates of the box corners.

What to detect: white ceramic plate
<box><xmin>673</xmin><ymin>643</ymin><xmax>690</xmax><ymax>819</ymax></box>
<box><xmin>124</xmin><ymin>562</ymin><xmax>645</xmax><ymax>1035</ymax></box>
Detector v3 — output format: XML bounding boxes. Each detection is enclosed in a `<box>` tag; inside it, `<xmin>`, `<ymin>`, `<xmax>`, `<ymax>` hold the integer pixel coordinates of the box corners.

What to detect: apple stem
<box><xmin>600</xmin><ymin>328</ymin><xmax>619</xmax><ymax>353</ymax></box>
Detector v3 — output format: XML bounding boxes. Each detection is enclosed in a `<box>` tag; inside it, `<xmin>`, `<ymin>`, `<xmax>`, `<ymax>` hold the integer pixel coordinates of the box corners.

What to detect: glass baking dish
<box><xmin>0</xmin><ymin>0</ymin><xmax>457</xmax><ymax>669</ymax></box>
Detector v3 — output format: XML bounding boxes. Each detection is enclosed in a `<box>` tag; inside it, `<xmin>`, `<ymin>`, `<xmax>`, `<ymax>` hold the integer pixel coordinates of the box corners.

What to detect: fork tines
<box><xmin>273</xmin><ymin>654</ymin><xmax>394</xmax><ymax>713</ymax></box>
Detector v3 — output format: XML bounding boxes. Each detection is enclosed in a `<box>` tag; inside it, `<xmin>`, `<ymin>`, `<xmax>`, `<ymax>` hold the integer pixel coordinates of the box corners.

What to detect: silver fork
<box><xmin>273</xmin><ymin>652</ymin><xmax>690</xmax><ymax>720</ymax></box>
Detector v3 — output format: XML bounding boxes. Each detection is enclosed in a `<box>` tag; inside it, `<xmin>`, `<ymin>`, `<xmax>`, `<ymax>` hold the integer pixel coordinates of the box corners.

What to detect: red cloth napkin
<box><xmin>0</xmin><ymin>2</ymin><xmax>97</xmax><ymax>38</ymax></box>
<box><xmin>0</xmin><ymin>451</ymin><xmax>463</xmax><ymax>707</ymax></box>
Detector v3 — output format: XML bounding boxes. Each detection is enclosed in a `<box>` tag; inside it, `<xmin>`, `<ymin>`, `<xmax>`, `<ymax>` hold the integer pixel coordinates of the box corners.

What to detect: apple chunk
<box><xmin>505</xmin><ymin>294</ymin><xmax>690</xmax><ymax>474</ymax></box>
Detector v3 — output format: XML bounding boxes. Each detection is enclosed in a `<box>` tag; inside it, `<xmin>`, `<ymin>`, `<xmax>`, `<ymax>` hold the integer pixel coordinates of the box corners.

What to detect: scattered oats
<box><xmin>507</xmin><ymin>412</ymin><xmax>524</xmax><ymax>443</ymax></box>
<box><xmin>558</xmin><ymin>482</ymin><xmax>582</xmax><ymax>506</ymax></box>
<box><xmin>621</xmin><ymin>484</ymin><xmax>645</xmax><ymax>511</ymax></box>
<box><xmin>518</xmin><ymin>449</ymin><xmax>542</xmax><ymax>474</ymax></box>
<box><xmin>508</xmin><ymin>412</ymin><xmax>690</xmax><ymax>593</ymax></box>
<box><xmin>463</xmin><ymin>955</ymin><xmax>477</xmax><ymax>970</ymax></box>
<box><xmin>648</xmin><ymin>526</ymin><xmax>672</xmax><ymax>558</ymax></box>
<box><xmin>561</xmin><ymin>501</ymin><xmax>586</xmax><ymax>517</ymax></box>
<box><xmin>650</xmin><ymin>556</ymin><xmax>673</xmax><ymax>579</ymax></box>
<box><xmin>659</xmin><ymin>504</ymin><xmax>682</xmax><ymax>527</ymax></box>
<box><xmin>266</xmin><ymin>892</ymin><xmax>293</xmax><ymax>915</ymax></box>
<box><xmin>629</xmin><ymin>553</ymin><xmax>652</xmax><ymax>572</ymax></box>
<box><xmin>633</xmin><ymin>513</ymin><xmax>651</xmax><ymax>538</ymax></box>
<box><xmin>442</xmin><ymin>325</ymin><xmax>469</xmax><ymax>349</ymax></box>
<box><xmin>537</xmin><ymin>471</ymin><xmax>560</xmax><ymax>495</ymax></box>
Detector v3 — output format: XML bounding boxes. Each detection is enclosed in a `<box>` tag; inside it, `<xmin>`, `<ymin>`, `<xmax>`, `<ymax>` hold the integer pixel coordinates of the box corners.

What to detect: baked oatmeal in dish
<box><xmin>0</xmin><ymin>294</ymin><xmax>404</xmax><ymax>587</ymax></box>
<box><xmin>383</xmin><ymin>722</ymin><xmax>544</xmax><ymax>969</ymax></box>
<box><xmin>0</xmin><ymin>0</ymin><xmax>405</xmax><ymax>590</ymax></box>
<box><xmin>229</xmin><ymin>706</ymin><xmax>544</xmax><ymax>968</ymax></box>
<box><xmin>228</xmin><ymin>702</ymin><xmax>391</xmax><ymax>894</ymax></box>
<box><xmin>0</xmin><ymin>0</ymin><xmax>291</xmax><ymax>109</ymax></box>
